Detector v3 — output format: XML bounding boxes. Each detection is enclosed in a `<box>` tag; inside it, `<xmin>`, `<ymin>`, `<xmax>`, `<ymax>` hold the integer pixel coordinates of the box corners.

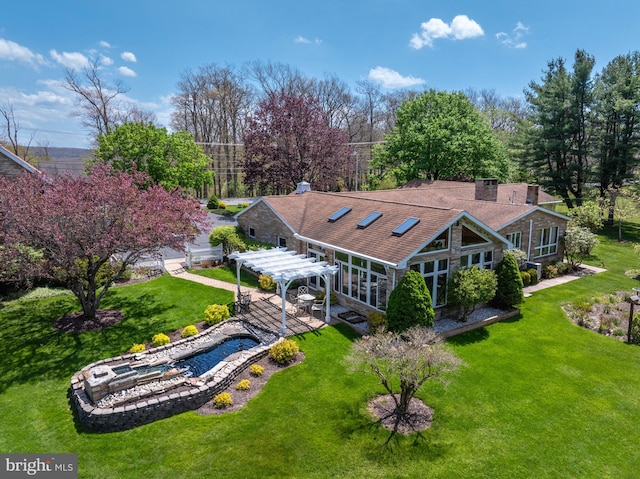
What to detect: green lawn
<box><xmin>2</xmin><ymin>226</ymin><xmax>640</xmax><ymax>478</ymax></box>
<box><xmin>189</xmin><ymin>265</ymin><xmax>260</xmax><ymax>288</ymax></box>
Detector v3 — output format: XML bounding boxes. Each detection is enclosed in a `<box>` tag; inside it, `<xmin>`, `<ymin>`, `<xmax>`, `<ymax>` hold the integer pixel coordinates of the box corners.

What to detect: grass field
<box><xmin>1</xmin><ymin>225</ymin><xmax>640</xmax><ymax>478</ymax></box>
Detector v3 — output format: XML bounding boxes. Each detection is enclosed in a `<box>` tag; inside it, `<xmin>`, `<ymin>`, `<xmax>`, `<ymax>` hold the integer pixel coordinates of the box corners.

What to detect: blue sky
<box><xmin>1</xmin><ymin>0</ymin><xmax>640</xmax><ymax>148</ymax></box>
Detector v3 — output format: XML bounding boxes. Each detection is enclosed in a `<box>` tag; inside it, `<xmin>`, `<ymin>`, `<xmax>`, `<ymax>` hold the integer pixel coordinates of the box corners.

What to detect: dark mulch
<box><xmin>195</xmin><ymin>352</ymin><xmax>305</xmax><ymax>415</ymax></box>
<box><xmin>53</xmin><ymin>309</ymin><xmax>125</xmax><ymax>333</ymax></box>
<box><xmin>368</xmin><ymin>394</ymin><xmax>434</xmax><ymax>434</ymax></box>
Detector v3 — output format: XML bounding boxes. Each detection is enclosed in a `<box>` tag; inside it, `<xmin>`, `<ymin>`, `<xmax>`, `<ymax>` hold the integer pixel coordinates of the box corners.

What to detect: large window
<box><xmin>333</xmin><ymin>252</ymin><xmax>387</xmax><ymax>310</ymax></box>
<box><xmin>410</xmin><ymin>259</ymin><xmax>449</xmax><ymax>307</ymax></box>
<box><xmin>506</xmin><ymin>231</ymin><xmax>521</xmax><ymax>249</ymax></box>
<box><xmin>419</xmin><ymin>229</ymin><xmax>450</xmax><ymax>253</ymax></box>
<box><xmin>534</xmin><ymin>226</ymin><xmax>558</xmax><ymax>257</ymax></box>
<box><xmin>460</xmin><ymin>250</ymin><xmax>493</xmax><ymax>269</ymax></box>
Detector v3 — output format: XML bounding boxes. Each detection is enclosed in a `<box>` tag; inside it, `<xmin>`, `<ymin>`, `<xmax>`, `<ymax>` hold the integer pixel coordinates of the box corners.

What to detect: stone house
<box><xmin>236</xmin><ymin>179</ymin><xmax>570</xmax><ymax>318</ymax></box>
<box><xmin>0</xmin><ymin>144</ymin><xmax>40</xmax><ymax>177</ymax></box>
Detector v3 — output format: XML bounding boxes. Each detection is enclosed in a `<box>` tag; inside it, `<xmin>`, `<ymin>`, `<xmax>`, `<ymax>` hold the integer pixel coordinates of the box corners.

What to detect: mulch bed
<box><xmin>54</xmin><ymin>309</ymin><xmax>125</xmax><ymax>333</ymax></box>
<box><xmin>195</xmin><ymin>351</ymin><xmax>305</xmax><ymax>415</ymax></box>
<box><xmin>368</xmin><ymin>394</ymin><xmax>433</xmax><ymax>434</ymax></box>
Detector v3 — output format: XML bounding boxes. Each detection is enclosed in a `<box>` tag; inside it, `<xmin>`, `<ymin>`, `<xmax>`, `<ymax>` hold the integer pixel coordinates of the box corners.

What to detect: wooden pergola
<box><xmin>228</xmin><ymin>248</ymin><xmax>338</xmax><ymax>337</ymax></box>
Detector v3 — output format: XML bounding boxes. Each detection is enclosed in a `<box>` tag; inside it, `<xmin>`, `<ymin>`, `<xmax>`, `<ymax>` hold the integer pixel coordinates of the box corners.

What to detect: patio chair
<box><xmin>297</xmin><ymin>285</ymin><xmax>308</xmax><ymax>297</ymax></box>
<box><xmin>311</xmin><ymin>297</ymin><xmax>324</xmax><ymax>319</ymax></box>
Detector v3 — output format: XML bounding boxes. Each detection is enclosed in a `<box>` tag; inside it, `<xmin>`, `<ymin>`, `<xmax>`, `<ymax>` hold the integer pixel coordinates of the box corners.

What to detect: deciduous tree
<box><xmin>0</xmin><ymin>165</ymin><xmax>208</xmax><ymax>323</ymax></box>
<box><xmin>372</xmin><ymin>89</ymin><xmax>510</xmax><ymax>183</ymax></box>
<box><xmin>346</xmin><ymin>327</ymin><xmax>463</xmax><ymax>435</ymax></box>
<box><xmin>95</xmin><ymin>122</ymin><xmax>213</xmax><ymax>192</ymax></box>
<box><xmin>243</xmin><ymin>91</ymin><xmax>351</xmax><ymax>194</ymax></box>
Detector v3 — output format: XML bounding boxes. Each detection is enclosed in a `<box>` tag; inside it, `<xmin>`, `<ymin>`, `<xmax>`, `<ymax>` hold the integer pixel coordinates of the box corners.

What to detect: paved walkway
<box><xmin>523</xmin><ymin>263</ymin><xmax>606</xmax><ymax>296</ymax></box>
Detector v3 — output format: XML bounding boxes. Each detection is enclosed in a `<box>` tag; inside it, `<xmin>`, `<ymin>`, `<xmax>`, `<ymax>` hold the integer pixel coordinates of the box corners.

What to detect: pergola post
<box><xmin>323</xmin><ymin>273</ymin><xmax>331</xmax><ymax>324</ymax></box>
<box><xmin>235</xmin><ymin>261</ymin><xmax>242</xmax><ymax>300</ymax></box>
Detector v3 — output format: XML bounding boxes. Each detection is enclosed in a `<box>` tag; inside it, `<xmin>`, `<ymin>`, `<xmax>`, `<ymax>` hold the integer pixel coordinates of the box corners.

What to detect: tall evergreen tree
<box><xmin>593</xmin><ymin>51</ymin><xmax>640</xmax><ymax>224</ymax></box>
<box><xmin>524</xmin><ymin>50</ymin><xmax>595</xmax><ymax>208</ymax></box>
<box><xmin>386</xmin><ymin>270</ymin><xmax>434</xmax><ymax>332</ymax></box>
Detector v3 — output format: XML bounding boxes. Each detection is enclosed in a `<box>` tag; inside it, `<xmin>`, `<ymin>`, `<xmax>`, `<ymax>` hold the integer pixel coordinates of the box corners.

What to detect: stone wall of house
<box><xmin>237</xmin><ymin>201</ymin><xmax>303</xmax><ymax>251</ymax></box>
<box><xmin>0</xmin><ymin>155</ymin><xmax>28</xmax><ymax>177</ymax></box>
<box><xmin>498</xmin><ymin>209</ymin><xmax>567</xmax><ymax>264</ymax></box>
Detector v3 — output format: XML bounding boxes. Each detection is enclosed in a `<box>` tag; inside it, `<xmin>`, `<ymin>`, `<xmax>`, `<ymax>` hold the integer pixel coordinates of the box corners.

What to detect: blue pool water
<box><xmin>175</xmin><ymin>336</ymin><xmax>260</xmax><ymax>377</ymax></box>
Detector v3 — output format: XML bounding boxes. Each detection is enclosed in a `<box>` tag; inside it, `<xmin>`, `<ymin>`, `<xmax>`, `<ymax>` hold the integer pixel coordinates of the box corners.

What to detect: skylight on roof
<box><xmin>328</xmin><ymin>206</ymin><xmax>351</xmax><ymax>223</ymax></box>
<box><xmin>392</xmin><ymin>217</ymin><xmax>420</xmax><ymax>236</ymax></box>
<box><xmin>357</xmin><ymin>211</ymin><xmax>382</xmax><ymax>229</ymax></box>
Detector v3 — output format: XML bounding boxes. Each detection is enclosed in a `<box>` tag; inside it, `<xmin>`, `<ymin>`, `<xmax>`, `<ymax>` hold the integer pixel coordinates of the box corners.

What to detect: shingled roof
<box><xmin>397</xmin><ymin>179</ymin><xmax>559</xmax><ymax>205</ymax></box>
<box><xmin>331</xmin><ymin>184</ymin><xmax>568</xmax><ymax>231</ymax></box>
<box><xmin>258</xmin><ymin>191</ymin><xmax>506</xmax><ymax>266</ymax></box>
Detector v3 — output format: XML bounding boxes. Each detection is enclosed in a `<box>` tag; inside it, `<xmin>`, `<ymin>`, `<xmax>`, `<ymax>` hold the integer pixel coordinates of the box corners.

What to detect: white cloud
<box><xmin>367</xmin><ymin>66</ymin><xmax>426</xmax><ymax>89</ymax></box>
<box><xmin>410</xmin><ymin>15</ymin><xmax>484</xmax><ymax>49</ymax></box>
<box><xmin>118</xmin><ymin>66</ymin><xmax>137</xmax><ymax>77</ymax></box>
<box><xmin>0</xmin><ymin>38</ymin><xmax>47</xmax><ymax>66</ymax></box>
<box><xmin>100</xmin><ymin>55</ymin><xmax>113</xmax><ymax>66</ymax></box>
<box><xmin>496</xmin><ymin>21</ymin><xmax>529</xmax><ymax>49</ymax></box>
<box><xmin>99</xmin><ymin>40</ymin><xmax>112</xmax><ymax>48</ymax></box>
<box><xmin>294</xmin><ymin>36</ymin><xmax>322</xmax><ymax>45</ymax></box>
<box><xmin>49</xmin><ymin>49</ymin><xmax>90</xmax><ymax>70</ymax></box>
<box><xmin>121</xmin><ymin>51</ymin><xmax>137</xmax><ymax>62</ymax></box>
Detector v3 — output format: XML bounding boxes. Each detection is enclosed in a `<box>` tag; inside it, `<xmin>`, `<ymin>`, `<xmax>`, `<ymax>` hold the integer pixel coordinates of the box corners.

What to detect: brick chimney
<box><xmin>526</xmin><ymin>184</ymin><xmax>539</xmax><ymax>205</ymax></box>
<box><xmin>475</xmin><ymin>178</ymin><xmax>498</xmax><ymax>202</ymax></box>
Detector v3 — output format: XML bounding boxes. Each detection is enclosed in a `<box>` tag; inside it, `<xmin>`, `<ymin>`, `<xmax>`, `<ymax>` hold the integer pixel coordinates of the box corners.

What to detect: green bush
<box><xmin>493</xmin><ymin>254</ymin><xmax>524</xmax><ymax>309</ymax></box>
<box><xmin>181</xmin><ymin>325</ymin><xmax>199</xmax><ymax>338</ymax></box>
<box><xmin>556</xmin><ymin>261</ymin><xmax>573</xmax><ymax>275</ymax></box>
<box><xmin>367</xmin><ymin>311</ymin><xmax>388</xmax><ymax>334</ymax></box>
<box><xmin>386</xmin><ymin>270</ymin><xmax>434</xmax><ymax>332</ymax></box>
<box><xmin>542</xmin><ymin>264</ymin><xmax>558</xmax><ymax>279</ymax></box>
<box><xmin>236</xmin><ymin>379</ymin><xmax>251</xmax><ymax>390</ymax></box>
<box><xmin>520</xmin><ymin>271</ymin><xmax>531</xmax><ymax>286</ymax></box>
<box><xmin>204</xmin><ymin>304</ymin><xmax>230</xmax><ymax>326</ymax></box>
<box><xmin>527</xmin><ymin>268</ymin><xmax>539</xmax><ymax>285</ymax></box>
<box><xmin>258</xmin><ymin>274</ymin><xmax>277</xmax><ymax>292</ymax></box>
<box><xmin>269</xmin><ymin>339</ymin><xmax>300</xmax><ymax>365</ymax></box>
<box><xmin>129</xmin><ymin>343</ymin><xmax>146</xmax><ymax>353</ymax></box>
<box><xmin>250</xmin><ymin>364</ymin><xmax>264</xmax><ymax>376</ymax></box>
<box><xmin>151</xmin><ymin>333</ymin><xmax>170</xmax><ymax>347</ymax></box>
<box><xmin>213</xmin><ymin>392</ymin><xmax>233</xmax><ymax>408</ymax></box>
<box><xmin>207</xmin><ymin>195</ymin><xmax>219</xmax><ymax>210</ymax></box>
<box><xmin>448</xmin><ymin>267</ymin><xmax>497</xmax><ymax>321</ymax></box>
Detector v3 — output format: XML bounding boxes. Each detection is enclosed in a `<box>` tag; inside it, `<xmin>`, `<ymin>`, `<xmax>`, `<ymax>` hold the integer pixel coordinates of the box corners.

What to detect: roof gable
<box><xmin>0</xmin><ymin>145</ymin><xmax>39</xmax><ymax>176</ymax></box>
<box><xmin>260</xmin><ymin>192</ymin><xmax>501</xmax><ymax>266</ymax></box>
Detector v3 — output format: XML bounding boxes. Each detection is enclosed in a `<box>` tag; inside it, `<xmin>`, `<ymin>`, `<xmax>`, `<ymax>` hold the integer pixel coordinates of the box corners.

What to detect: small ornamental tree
<box><xmin>448</xmin><ymin>266</ymin><xmax>497</xmax><ymax>321</ymax></box>
<box><xmin>209</xmin><ymin>226</ymin><xmax>246</xmax><ymax>256</ymax></box>
<box><xmin>563</xmin><ymin>225</ymin><xmax>599</xmax><ymax>269</ymax></box>
<box><xmin>0</xmin><ymin>164</ymin><xmax>208</xmax><ymax>323</ymax></box>
<box><xmin>346</xmin><ymin>327</ymin><xmax>463</xmax><ymax>435</ymax></box>
<box><xmin>386</xmin><ymin>270</ymin><xmax>434</xmax><ymax>332</ymax></box>
<box><xmin>492</xmin><ymin>254</ymin><xmax>524</xmax><ymax>309</ymax></box>
<box><xmin>568</xmin><ymin>201</ymin><xmax>605</xmax><ymax>233</ymax></box>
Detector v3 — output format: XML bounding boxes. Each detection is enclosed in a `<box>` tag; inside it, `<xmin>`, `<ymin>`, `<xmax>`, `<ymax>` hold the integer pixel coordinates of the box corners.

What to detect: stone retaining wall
<box><xmin>70</xmin><ymin>320</ymin><xmax>278</xmax><ymax>433</ymax></box>
<box><xmin>439</xmin><ymin>308</ymin><xmax>520</xmax><ymax>338</ymax></box>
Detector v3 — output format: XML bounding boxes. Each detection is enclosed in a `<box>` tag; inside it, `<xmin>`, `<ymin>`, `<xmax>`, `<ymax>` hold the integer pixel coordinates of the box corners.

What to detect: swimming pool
<box><xmin>175</xmin><ymin>336</ymin><xmax>260</xmax><ymax>377</ymax></box>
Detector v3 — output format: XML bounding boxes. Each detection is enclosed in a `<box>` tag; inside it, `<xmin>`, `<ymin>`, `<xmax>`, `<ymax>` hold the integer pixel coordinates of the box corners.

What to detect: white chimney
<box><xmin>295</xmin><ymin>181</ymin><xmax>311</xmax><ymax>194</ymax></box>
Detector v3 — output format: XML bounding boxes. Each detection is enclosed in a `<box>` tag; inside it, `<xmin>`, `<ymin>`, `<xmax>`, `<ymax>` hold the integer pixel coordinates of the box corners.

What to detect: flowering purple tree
<box><xmin>0</xmin><ymin>164</ymin><xmax>208</xmax><ymax>322</ymax></box>
<box><xmin>243</xmin><ymin>91</ymin><xmax>351</xmax><ymax>194</ymax></box>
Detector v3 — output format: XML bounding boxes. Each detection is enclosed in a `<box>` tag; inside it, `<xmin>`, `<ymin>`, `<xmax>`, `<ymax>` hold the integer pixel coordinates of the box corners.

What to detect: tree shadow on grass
<box><xmin>445</xmin><ymin>327</ymin><xmax>490</xmax><ymax>346</ymax></box>
<box><xmin>0</xmin><ymin>293</ymin><xmax>175</xmax><ymax>393</ymax></box>
<box><xmin>332</xmin><ymin>398</ymin><xmax>452</xmax><ymax>463</ymax></box>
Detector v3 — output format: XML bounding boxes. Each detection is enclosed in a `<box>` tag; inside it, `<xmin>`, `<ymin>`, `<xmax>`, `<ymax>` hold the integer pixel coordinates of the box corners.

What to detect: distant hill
<box><xmin>31</xmin><ymin>147</ymin><xmax>93</xmax><ymax>177</ymax></box>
